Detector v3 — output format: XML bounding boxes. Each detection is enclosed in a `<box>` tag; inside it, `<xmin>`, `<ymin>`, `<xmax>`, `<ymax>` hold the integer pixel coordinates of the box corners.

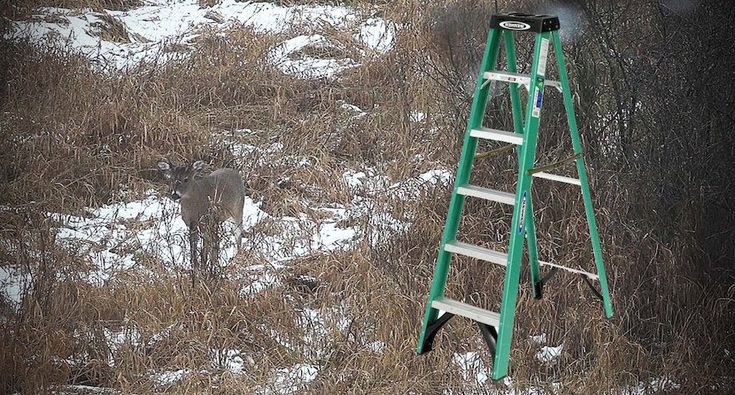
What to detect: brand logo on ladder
<box><xmin>499</xmin><ymin>21</ymin><xmax>531</xmax><ymax>31</ymax></box>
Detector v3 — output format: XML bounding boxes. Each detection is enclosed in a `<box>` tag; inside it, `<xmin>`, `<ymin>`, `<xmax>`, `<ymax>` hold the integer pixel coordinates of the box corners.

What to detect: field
<box><xmin>1</xmin><ymin>0</ymin><xmax>733</xmax><ymax>393</ymax></box>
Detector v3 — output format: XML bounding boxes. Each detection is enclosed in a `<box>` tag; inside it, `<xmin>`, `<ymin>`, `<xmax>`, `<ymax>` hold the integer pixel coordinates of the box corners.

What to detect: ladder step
<box><xmin>470</xmin><ymin>127</ymin><xmax>523</xmax><ymax>145</ymax></box>
<box><xmin>445</xmin><ymin>241</ymin><xmax>508</xmax><ymax>267</ymax></box>
<box><xmin>484</xmin><ymin>71</ymin><xmax>562</xmax><ymax>91</ymax></box>
<box><xmin>457</xmin><ymin>184</ymin><xmax>515</xmax><ymax>205</ymax></box>
<box><xmin>531</xmin><ymin>171</ymin><xmax>581</xmax><ymax>186</ymax></box>
<box><xmin>432</xmin><ymin>297</ymin><xmax>500</xmax><ymax>327</ymax></box>
<box><xmin>445</xmin><ymin>240</ymin><xmax>600</xmax><ymax>281</ymax></box>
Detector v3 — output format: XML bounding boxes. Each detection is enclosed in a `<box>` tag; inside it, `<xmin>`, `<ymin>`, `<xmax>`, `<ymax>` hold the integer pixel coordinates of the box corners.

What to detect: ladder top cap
<box><xmin>490</xmin><ymin>13</ymin><xmax>560</xmax><ymax>33</ymax></box>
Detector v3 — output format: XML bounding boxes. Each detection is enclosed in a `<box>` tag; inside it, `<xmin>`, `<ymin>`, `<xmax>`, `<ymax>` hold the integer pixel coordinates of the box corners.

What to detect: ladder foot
<box><xmin>491</xmin><ymin>373</ymin><xmax>508</xmax><ymax>382</ymax></box>
<box><xmin>417</xmin><ymin>312</ymin><xmax>454</xmax><ymax>354</ymax></box>
<box><xmin>476</xmin><ymin>322</ymin><xmax>498</xmax><ymax>358</ymax></box>
<box><xmin>533</xmin><ymin>281</ymin><xmax>543</xmax><ymax>300</ymax></box>
<box><xmin>534</xmin><ymin>266</ymin><xmax>559</xmax><ymax>299</ymax></box>
<box><xmin>581</xmin><ymin>273</ymin><xmax>604</xmax><ymax>301</ymax></box>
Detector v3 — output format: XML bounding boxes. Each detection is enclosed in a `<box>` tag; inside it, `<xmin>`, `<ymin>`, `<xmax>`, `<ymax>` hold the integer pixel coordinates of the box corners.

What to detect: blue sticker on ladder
<box><xmin>536</xmin><ymin>90</ymin><xmax>543</xmax><ymax>107</ymax></box>
<box><xmin>518</xmin><ymin>191</ymin><xmax>527</xmax><ymax>233</ymax></box>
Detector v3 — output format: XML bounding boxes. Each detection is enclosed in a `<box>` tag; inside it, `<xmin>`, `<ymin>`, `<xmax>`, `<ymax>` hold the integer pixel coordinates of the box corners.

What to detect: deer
<box><xmin>158</xmin><ymin>160</ymin><xmax>245</xmax><ymax>278</ymax></box>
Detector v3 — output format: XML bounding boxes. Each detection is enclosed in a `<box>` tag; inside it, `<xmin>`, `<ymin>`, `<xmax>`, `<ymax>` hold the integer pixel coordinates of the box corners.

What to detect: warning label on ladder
<box><xmin>532</xmin><ymin>87</ymin><xmax>543</xmax><ymax>118</ymax></box>
<box><xmin>537</xmin><ymin>38</ymin><xmax>549</xmax><ymax>76</ymax></box>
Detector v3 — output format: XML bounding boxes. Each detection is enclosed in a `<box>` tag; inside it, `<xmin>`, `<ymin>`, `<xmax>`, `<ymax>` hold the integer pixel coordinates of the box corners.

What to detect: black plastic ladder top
<box><xmin>489</xmin><ymin>13</ymin><xmax>560</xmax><ymax>33</ymax></box>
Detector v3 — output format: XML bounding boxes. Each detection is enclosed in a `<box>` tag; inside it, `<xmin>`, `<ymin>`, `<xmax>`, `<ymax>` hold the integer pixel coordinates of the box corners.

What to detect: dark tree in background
<box><xmin>557</xmin><ymin>1</ymin><xmax>735</xmax><ymax>387</ymax></box>
<box><xmin>585</xmin><ymin>0</ymin><xmax>734</xmax><ymax>267</ymax></box>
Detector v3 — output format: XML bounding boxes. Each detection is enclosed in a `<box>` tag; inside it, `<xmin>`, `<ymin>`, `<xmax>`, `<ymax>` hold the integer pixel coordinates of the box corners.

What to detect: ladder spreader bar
<box><xmin>457</xmin><ymin>184</ymin><xmax>515</xmax><ymax>205</ymax></box>
<box><xmin>470</xmin><ymin>127</ymin><xmax>523</xmax><ymax>145</ymax></box>
<box><xmin>444</xmin><ymin>241</ymin><xmax>508</xmax><ymax>267</ymax></box>
<box><xmin>483</xmin><ymin>71</ymin><xmax>562</xmax><ymax>92</ymax></box>
<box><xmin>432</xmin><ymin>297</ymin><xmax>500</xmax><ymax>327</ymax></box>
<box><xmin>540</xmin><ymin>260</ymin><xmax>599</xmax><ymax>280</ymax></box>
<box><xmin>446</xmin><ymin>239</ymin><xmax>599</xmax><ymax>280</ymax></box>
<box><xmin>531</xmin><ymin>171</ymin><xmax>581</xmax><ymax>185</ymax></box>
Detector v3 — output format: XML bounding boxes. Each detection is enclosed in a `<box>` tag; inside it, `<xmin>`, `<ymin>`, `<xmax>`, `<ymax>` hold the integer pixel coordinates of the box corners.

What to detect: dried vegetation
<box><xmin>1</xmin><ymin>0</ymin><xmax>733</xmax><ymax>393</ymax></box>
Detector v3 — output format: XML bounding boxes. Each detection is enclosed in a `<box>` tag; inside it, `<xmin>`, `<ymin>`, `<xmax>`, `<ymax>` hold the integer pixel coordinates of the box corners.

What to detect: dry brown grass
<box><xmin>1</xmin><ymin>0</ymin><xmax>734</xmax><ymax>394</ymax></box>
<box><xmin>18</xmin><ymin>0</ymin><xmax>142</xmax><ymax>11</ymax></box>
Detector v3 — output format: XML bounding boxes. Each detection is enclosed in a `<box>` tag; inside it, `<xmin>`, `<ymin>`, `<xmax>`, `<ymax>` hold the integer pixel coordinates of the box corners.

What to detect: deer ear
<box><xmin>192</xmin><ymin>160</ymin><xmax>205</xmax><ymax>172</ymax></box>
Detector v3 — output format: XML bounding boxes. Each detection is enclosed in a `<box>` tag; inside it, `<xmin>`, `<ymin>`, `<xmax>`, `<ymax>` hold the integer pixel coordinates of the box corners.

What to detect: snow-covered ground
<box><xmin>3</xmin><ymin>118</ymin><xmax>447</xmax><ymax>287</ymax></box>
<box><xmin>0</xmin><ymin>265</ymin><xmax>30</xmax><ymax>312</ymax></box>
<box><xmin>3</xmin><ymin>3</ymin><xmax>430</xmax><ymax>391</ymax></box>
<box><xmin>1</xmin><ymin>155</ymin><xmax>450</xmax><ymax>392</ymax></box>
<box><xmin>8</xmin><ymin>0</ymin><xmax>396</xmax><ymax>75</ymax></box>
<box><xmin>0</xmin><ymin>136</ymin><xmax>452</xmax><ymax>392</ymax></box>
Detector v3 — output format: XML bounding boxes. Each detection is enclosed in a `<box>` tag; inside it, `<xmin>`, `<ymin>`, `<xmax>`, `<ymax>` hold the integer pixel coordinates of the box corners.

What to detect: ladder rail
<box><xmin>552</xmin><ymin>30</ymin><xmax>613</xmax><ymax>318</ymax></box>
<box><xmin>416</xmin><ymin>28</ymin><xmax>504</xmax><ymax>354</ymax></box>
<box><xmin>492</xmin><ymin>31</ymin><xmax>551</xmax><ymax>381</ymax></box>
<box><xmin>504</xmin><ymin>30</ymin><xmax>543</xmax><ymax>301</ymax></box>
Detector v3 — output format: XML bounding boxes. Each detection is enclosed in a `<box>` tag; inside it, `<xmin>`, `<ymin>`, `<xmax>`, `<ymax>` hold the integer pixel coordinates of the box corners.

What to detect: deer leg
<box><xmin>189</xmin><ymin>227</ymin><xmax>198</xmax><ymax>286</ymax></box>
<box><xmin>201</xmin><ymin>225</ymin><xmax>209</xmax><ymax>278</ymax></box>
<box><xmin>235</xmin><ymin>220</ymin><xmax>243</xmax><ymax>254</ymax></box>
<box><xmin>211</xmin><ymin>230</ymin><xmax>220</xmax><ymax>279</ymax></box>
<box><xmin>236</xmin><ymin>197</ymin><xmax>244</xmax><ymax>254</ymax></box>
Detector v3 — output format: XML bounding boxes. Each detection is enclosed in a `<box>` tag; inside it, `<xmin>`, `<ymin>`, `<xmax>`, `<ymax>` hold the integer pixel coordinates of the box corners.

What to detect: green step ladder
<box><xmin>416</xmin><ymin>13</ymin><xmax>613</xmax><ymax>381</ymax></box>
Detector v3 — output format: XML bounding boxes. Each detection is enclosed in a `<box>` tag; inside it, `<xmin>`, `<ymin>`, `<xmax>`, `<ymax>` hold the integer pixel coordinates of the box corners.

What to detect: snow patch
<box><xmin>211</xmin><ymin>348</ymin><xmax>251</xmax><ymax>374</ymax></box>
<box><xmin>268</xmin><ymin>34</ymin><xmax>357</xmax><ymax>79</ymax></box>
<box><xmin>10</xmin><ymin>1</ymin><xmax>396</xmax><ymax>73</ymax></box>
<box><xmin>340</xmin><ymin>166</ymin><xmax>453</xmax><ymax>245</ymax></box>
<box><xmin>342</xmin><ymin>167</ymin><xmax>452</xmax><ymax>197</ymax></box>
<box><xmin>529</xmin><ymin>333</ymin><xmax>547</xmax><ymax>345</ymax></box>
<box><xmin>366</xmin><ymin>340</ymin><xmax>386</xmax><ymax>353</ymax></box>
<box><xmin>355</xmin><ymin>18</ymin><xmax>395</xmax><ymax>54</ymax></box>
<box><xmin>50</xmin><ymin>190</ymin><xmax>266</xmax><ymax>284</ymax></box>
<box><xmin>452</xmin><ymin>352</ymin><xmax>489</xmax><ymax>386</ymax></box>
<box><xmin>268</xmin><ymin>363</ymin><xmax>319</xmax><ymax>394</ymax></box>
<box><xmin>0</xmin><ymin>266</ymin><xmax>30</xmax><ymax>311</ymax></box>
<box><xmin>387</xmin><ymin>168</ymin><xmax>452</xmax><ymax>199</ymax></box>
<box><xmin>104</xmin><ymin>326</ymin><xmax>141</xmax><ymax>367</ymax></box>
<box><xmin>48</xmin><ymin>384</ymin><xmax>120</xmax><ymax>394</ymax></box>
<box><xmin>536</xmin><ymin>344</ymin><xmax>564</xmax><ymax>363</ymax></box>
<box><xmin>409</xmin><ymin>111</ymin><xmax>426</xmax><ymax>123</ymax></box>
<box><xmin>240</xmin><ymin>269</ymin><xmax>280</xmax><ymax>296</ymax></box>
<box><xmin>621</xmin><ymin>377</ymin><xmax>681</xmax><ymax>395</ymax></box>
<box><xmin>152</xmin><ymin>369</ymin><xmax>190</xmax><ymax>388</ymax></box>
<box><xmin>339</xmin><ymin>102</ymin><xmax>368</xmax><ymax>118</ymax></box>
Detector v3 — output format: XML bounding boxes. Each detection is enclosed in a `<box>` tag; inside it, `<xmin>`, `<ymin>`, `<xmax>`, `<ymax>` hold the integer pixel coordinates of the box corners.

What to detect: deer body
<box><xmin>159</xmin><ymin>160</ymin><xmax>245</xmax><ymax>274</ymax></box>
